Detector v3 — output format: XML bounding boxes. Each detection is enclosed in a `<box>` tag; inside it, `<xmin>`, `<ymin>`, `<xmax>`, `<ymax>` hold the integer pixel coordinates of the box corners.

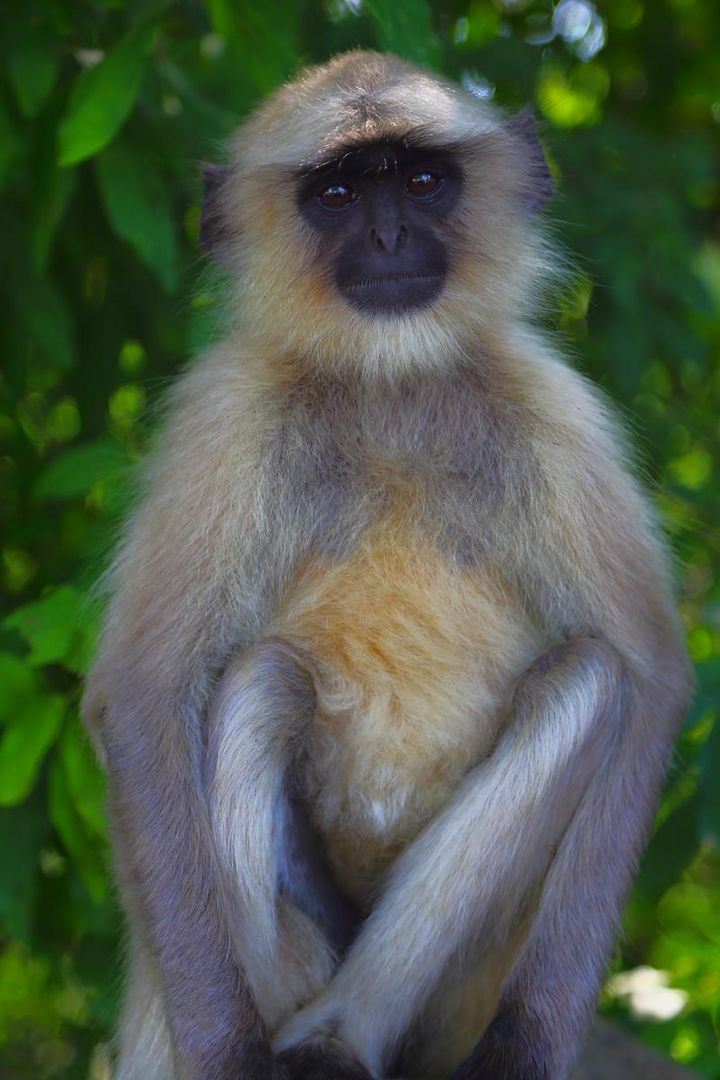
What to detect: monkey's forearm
<box><xmin>451</xmin><ymin>664</ymin><xmax>690</xmax><ymax>1079</ymax></box>
<box><xmin>273</xmin><ymin>638</ymin><xmax>630</xmax><ymax>1075</ymax></box>
<box><xmin>204</xmin><ymin>641</ymin><xmax>362</xmax><ymax>1033</ymax></box>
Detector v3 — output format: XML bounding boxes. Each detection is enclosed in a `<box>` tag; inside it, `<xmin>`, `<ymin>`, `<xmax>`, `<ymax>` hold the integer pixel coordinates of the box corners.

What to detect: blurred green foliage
<box><xmin>1</xmin><ymin>1</ymin><xmax>719</xmax><ymax>1076</ymax></box>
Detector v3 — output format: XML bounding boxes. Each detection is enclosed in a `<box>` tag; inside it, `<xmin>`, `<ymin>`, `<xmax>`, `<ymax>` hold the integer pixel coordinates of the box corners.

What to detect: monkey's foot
<box><xmin>449</xmin><ymin>1005</ymin><xmax>552</xmax><ymax>1080</ymax></box>
<box><xmin>278</xmin><ymin>1035</ymin><xmax>375</xmax><ymax>1079</ymax></box>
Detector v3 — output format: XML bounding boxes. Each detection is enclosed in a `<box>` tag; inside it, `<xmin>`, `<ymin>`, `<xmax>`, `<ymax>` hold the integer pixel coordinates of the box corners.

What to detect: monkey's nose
<box><xmin>369</xmin><ymin>224</ymin><xmax>408</xmax><ymax>254</ymax></box>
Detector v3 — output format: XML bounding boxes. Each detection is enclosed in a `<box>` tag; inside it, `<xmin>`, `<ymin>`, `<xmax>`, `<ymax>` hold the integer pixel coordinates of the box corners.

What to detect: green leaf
<box><xmin>0</xmin><ymin>654</ymin><xmax>40</xmax><ymax>723</ymax></box>
<box><xmin>364</xmin><ymin>0</ymin><xmax>441</xmax><ymax>67</ymax></box>
<box><xmin>0</xmin><ymin>695</ymin><xmax>65</xmax><ymax>806</ymax></box>
<box><xmin>57</xmin><ymin>19</ymin><xmax>156</xmax><ymax>166</ymax></box>
<box><xmin>0</xmin><ymin>788</ymin><xmax>50</xmax><ymax>939</ymax></box>
<box><xmin>10</xmin><ymin>270</ymin><xmax>75</xmax><ymax>371</ymax></box>
<box><xmin>33</xmin><ymin>438</ymin><xmax>131</xmax><ymax>500</ymax></box>
<box><xmin>691</xmin><ymin>660</ymin><xmax>720</xmax><ymax>844</ymax></box>
<box><xmin>699</xmin><ymin>722</ymin><xmax>720</xmax><ymax>848</ymax></box>
<box><xmin>4</xmin><ymin>585</ymin><xmax>92</xmax><ymax>672</ymax></box>
<box><xmin>49</xmin><ymin>757</ymin><xmax>108</xmax><ymax>903</ymax></box>
<box><xmin>9</xmin><ymin>24</ymin><xmax>58</xmax><ymax>118</ymax></box>
<box><xmin>31</xmin><ymin>158</ymin><xmax>76</xmax><ymax>272</ymax></box>
<box><xmin>207</xmin><ymin>0</ymin><xmax>302</xmax><ymax>93</ymax></box>
<box><xmin>58</xmin><ymin>720</ymin><xmax>107</xmax><ymax>838</ymax></box>
<box><xmin>33</xmin><ymin>278</ymin><xmax>75</xmax><ymax>370</ymax></box>
<box><xmin>96</xmin><ymin>141</ymin><xmax>179</xmax><ymax>292</ymax></box>
<box><xmin>636</xmin><ymin>793</ymin><xmax>700</xmax><ymax>903</ymax></box>
<box><xmin>0</xmin><ymin>98</ymin><xmax>24</xmax><ymax>188</ymax></box>
<box><xmin>158</xmin><ymin>62</ymin><xmax>239</xmax><ymax>144</ymax></box>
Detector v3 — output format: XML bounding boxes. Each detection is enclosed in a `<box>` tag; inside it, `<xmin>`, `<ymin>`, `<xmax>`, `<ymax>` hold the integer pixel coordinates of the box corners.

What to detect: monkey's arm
<box><xmin>274</xmin><ymin>637</ymin><xmax>632</xmax><ymax>1077</ymax></box>
<box><xmin>203</xmin><ymin>640</ymin><xmax>362</xmax><ymax>1035</ymax></box>
<box><xmin>444</xmin><ymin>368</ymin><xmax>694</xmax><ymax>1080</ymax></box>
<box><xmin>84</xmin><ymin>351</ymin><xmax>292</xmax><ymax>1080</ymax></box>
<box><xmin>273</xmin><ymin>363</ymin><xmax>693</xmax><ymax>1080</ymax></box>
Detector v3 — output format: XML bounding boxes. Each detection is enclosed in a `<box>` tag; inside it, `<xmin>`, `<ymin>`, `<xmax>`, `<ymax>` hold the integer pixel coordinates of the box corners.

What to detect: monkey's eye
<box><xmin>318</xmin><ymin>182</ymin><xmax>357</xmax><ymax>209</ymax></box>
<box><xmin>406</xmin><ymin>171</ymin><xmax>443</xmax><ymax>198</ymax></box>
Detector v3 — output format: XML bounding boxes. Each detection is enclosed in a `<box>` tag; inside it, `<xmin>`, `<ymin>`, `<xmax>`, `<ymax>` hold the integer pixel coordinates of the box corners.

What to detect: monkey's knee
<box><xmin>523</xmin><ymin>635</ymin><xmax>623</xmax><ymax>687</ymax></box>
<box><xmin>515</xmin><ymin>636</ymin><xmax>627</xmax><ymax>734</ymax></box>
<box><xmin>204</xmin><ymin>637</ymin><xmax>315</xmax><ymax>796</ymax></box>
<box><xmin>204</xmin><ymin>642</ymin><xmax>309</xmax><ymax>769</ymax></box>
<box><xmin>210</xmin><ymin>638</ymin><xmax>314</xmax><ymax>729</ymax></box>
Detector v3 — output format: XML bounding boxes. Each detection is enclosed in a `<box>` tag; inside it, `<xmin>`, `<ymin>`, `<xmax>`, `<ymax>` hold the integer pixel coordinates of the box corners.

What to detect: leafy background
<box><xmin>1</xmin><ymin>0</ymin><xmax>719</xmax><ymax>1076</ymax></box>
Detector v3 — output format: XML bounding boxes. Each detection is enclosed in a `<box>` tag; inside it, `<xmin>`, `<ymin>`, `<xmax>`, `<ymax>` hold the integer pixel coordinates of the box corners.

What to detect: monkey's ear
<box><xmin>199</xmin><ymin>163</ymin><xmax>232</xmax><ymax>261</ymax></box>
<box><xmin>507</xmin><ymin>108</ymin><xmax>553</xmax><ymax>213</ymax></box>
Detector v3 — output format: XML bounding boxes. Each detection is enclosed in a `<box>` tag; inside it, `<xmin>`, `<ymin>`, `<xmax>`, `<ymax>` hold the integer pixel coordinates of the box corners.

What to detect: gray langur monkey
<box><xmin>83</xmin><ymin>50</ymin><xmax>692</xmax><ymax>1080</ymax></box>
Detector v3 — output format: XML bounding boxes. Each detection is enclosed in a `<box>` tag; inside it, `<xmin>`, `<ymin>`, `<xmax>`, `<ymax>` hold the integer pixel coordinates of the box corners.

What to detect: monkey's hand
<box><xmin>276</xmin><ymin>1032</ymin><xmax>376</xmax><ymax>1080</ymax></box>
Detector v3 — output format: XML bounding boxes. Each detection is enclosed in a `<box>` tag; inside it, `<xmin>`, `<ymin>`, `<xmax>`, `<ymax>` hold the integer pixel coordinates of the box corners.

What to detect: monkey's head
<box><xmin>202</xmin><ymin>51</ymin><xmax>554</xmax><ymax>379</ymax></box>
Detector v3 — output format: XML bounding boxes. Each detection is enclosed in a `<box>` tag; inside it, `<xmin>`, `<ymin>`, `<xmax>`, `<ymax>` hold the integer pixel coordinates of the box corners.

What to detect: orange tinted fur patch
<box><xmin>273</xmin><ymin>482</ymin><xmax>543</xmax><ymax>902</ymax></box>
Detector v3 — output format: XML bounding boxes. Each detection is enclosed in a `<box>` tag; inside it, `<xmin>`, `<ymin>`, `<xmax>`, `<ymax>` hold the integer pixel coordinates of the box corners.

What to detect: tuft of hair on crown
<box><xmin>201</xmin><ymin>50</ymin><xmax>558</xmax><ymax>382</ymax></box>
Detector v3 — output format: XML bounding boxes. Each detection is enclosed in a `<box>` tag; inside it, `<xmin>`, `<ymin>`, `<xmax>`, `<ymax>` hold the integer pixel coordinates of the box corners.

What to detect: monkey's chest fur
<box><xmin>272</xmin><ymin>473</ymin><xmax>542</xmax><ymax>905</ymax></box>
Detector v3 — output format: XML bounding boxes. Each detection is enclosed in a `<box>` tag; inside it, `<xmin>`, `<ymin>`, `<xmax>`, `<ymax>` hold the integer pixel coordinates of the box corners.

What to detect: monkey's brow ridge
<box><xmin>294</xmin><ymin>128</ymin><xmax>467</xmax><ymax>180</ymax></box>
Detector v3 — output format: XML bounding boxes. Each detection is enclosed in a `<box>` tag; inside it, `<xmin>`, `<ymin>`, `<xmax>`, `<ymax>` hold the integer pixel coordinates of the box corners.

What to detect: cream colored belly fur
<box><xmin>273</xmin><ymin>516</ymin><xmax>544</xmax><ymax>907</ymax></box>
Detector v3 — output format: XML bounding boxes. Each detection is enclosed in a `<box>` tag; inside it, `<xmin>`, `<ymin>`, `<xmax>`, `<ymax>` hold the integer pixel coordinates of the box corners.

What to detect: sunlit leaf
<box><xmin>0</xmin><ymin>696</ymin><xmax>64</xmax><ymax>806</ymax></box>
<box><xmin>108</xmin><ymin>383</ymin><xmax>146</xmax><ymax>430</ymax></box>
<box><xmin>58</xmin><ymin>19</ymin><xmax>156</xmax><ymax>166</ymax></box>
<box><xmin>468</xmin><ymin>7</ymin><xmax>502</xmax><ymax>48</ymax></box>
<box><xmin>4</xmin><ymin>585</ymin><xmax>91</xmax><ymax>672</ymax></box>
<box><xmin>96</xmin><ymin>141</ymin><xmax>179</xmax><ymax>292</ymax></box>
<box><xmin>0</xmin><ymin>654</ymin><xmax>40</xmax><ymax>723</ymax></box>
<box><xmin>537</xmin><ymin>63</ymin><xmax>610</xmax><ymax>127</ymax></box>
<box><xmin>669</xmin><ymin>448</ymin><xmax>713</xmax><ymax>491</ymax></box>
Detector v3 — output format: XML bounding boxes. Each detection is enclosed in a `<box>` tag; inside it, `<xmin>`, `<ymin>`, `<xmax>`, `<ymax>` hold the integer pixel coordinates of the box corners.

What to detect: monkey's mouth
<box><xmin>338</xmin><ymin>271</ymin><xmax>446</xmax><ymax>314</ymax></box>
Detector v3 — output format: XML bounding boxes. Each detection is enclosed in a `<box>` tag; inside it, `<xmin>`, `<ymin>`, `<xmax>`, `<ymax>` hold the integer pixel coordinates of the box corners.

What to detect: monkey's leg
<box><xmin>274</xmin><ymin>638</ymin><xmax>629</xmax><ymax>1078</ymax></box>
<box><xmin>206</xmin><ymin>641</ymin><xmax>361</xmax><ymax>1035</ymax></box>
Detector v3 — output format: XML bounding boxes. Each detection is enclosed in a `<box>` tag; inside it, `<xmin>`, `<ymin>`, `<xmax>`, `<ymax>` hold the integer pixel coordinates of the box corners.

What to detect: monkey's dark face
<box><xmin>298</xmin><ymin>142</ymin><xmax>462</xmax><ymax>315</ymax></box>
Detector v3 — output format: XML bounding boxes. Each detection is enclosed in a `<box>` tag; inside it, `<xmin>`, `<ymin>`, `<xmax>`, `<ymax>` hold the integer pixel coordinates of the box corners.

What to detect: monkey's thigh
<box><xmin>400</xmin><ymin>925</ymin><xmax>531</xmax><ymax>1080</ymax></box>
<box><xmin>114</xmin><ymin>940</ymin><xmax>175</xmax><ymax>1080</ymax></box>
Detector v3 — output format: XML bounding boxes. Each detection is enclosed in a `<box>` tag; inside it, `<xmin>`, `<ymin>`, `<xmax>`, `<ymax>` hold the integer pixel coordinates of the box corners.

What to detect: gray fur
<box><xmin>86</xmin><ymin>49</ymin><xmax>692</xmax><ymax>1080</ymax></box>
